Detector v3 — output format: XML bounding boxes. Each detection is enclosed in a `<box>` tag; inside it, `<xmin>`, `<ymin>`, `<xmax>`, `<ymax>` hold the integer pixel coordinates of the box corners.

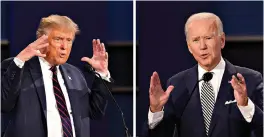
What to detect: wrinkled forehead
<box><xmin>48</xmin><ymin>27</ymin><xmax>75</xmax><ymax>38</ymax></box>
<box><xmin>187</xmin><ymin>19</ymin><xmax>218</xmax><ymax>37</ymax></box>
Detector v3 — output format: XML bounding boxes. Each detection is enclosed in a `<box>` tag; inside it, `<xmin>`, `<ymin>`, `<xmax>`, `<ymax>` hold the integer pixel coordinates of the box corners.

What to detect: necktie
<box><xmin>200</xmin><ymin>81</ymin><xmax>215</xmax><ymax>136</ymax></box>
<box><xmin>50</xmin><ymin>66</ymin><xmax>73</xmax><ymax>137</ymax></box>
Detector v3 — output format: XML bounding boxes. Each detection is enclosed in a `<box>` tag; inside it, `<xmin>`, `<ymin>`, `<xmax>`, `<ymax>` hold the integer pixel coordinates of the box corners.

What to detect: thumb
<box><xmin>165</xmin><ymin>85</ymin><xmax>174</xmax><ymax>96</ymax></box>
<box><xmin>81</xmin><ymin>57</ymin><xmax>92</xmax><ymax>64</ymax></box>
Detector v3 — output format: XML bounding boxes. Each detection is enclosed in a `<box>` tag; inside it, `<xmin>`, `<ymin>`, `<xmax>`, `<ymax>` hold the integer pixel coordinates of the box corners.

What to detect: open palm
<box><xmin>149</xmin><ymin>72</ymin><xmax>174</xmax><ymax>112</ymax></box>
<box><xmin>81</xmin><ymin>39</ymin><xmax>108</xmax><ymax>75</ymax></box>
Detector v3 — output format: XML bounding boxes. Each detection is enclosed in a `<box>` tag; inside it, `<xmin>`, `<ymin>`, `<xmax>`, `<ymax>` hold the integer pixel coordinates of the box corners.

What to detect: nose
<box><xmin>199</xmin><ymin>38</ymin><xmax>207</xmax><ymax>50</ymax></box>
<box><xmin>60</xmin><ymin>40</ymin><xmax>67</xmax><ymax>50</ymax></box>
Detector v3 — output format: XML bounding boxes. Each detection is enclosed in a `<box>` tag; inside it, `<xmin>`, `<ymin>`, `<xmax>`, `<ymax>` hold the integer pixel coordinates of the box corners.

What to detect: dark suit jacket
<box><xmin>1</xmin><ymin>57</ymin><xmax>110</xmax><ymax>137</ymax></box>
<box><xmin>144</xmin><ymin>60</ymin><xmax>263</xmax><ymax>137</ymax></box>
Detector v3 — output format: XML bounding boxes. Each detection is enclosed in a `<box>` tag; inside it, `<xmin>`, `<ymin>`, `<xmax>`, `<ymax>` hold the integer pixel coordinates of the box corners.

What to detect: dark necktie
<box><xmin>200</xmin><ymin>81</ymin><xmax>215</xmax><ymax>136</ymax></box>
<box><xmin>50</xmin><ymin>66</ymin><xmax>73</xmax><ymax>137</ymax></box>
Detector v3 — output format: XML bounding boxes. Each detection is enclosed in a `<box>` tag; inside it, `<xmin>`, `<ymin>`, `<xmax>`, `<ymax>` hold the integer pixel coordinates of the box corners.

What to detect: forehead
<box><xmin>187</xmin><ymin>19</ymin><xmax>217</xmax><ymax>36</ymax></box>
<box><xmin>49</xmin><ymin>28</ymin><xmax>75</xmax><ymax>38</ymax></box>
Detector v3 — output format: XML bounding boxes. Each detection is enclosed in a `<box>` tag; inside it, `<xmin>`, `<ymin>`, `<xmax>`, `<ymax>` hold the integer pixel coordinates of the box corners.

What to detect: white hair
<box><xmin>184</xmin><ymin>12</ymin><xmax>224</xmax><ymax>38</ymax></box>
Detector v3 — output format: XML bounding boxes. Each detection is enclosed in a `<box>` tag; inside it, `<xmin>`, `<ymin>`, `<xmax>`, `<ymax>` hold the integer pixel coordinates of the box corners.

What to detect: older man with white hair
<box><xmin>144</xmin><ymin>12</ymin><xmax>263</xmax><ymax>137</ymax></box>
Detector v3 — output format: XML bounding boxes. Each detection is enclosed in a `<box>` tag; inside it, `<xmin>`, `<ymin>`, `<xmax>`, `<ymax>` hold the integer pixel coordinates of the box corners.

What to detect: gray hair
<box><xmin>36</xmin><ymin>14</ymin><xmax>80</xmax><ymax>38</ymax></box>
<box><xmin>184</xmin><ymin>12</ymin><xmax>223</xmax><ymax>38</ymax></box>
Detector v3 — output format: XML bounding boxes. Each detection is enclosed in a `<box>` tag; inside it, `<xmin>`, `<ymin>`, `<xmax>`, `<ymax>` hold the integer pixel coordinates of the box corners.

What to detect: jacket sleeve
<box><xmin>1</xmin><ymin>58</ymin><xmax>25</xmax><ymax>113</ymax></box>
<box><xmin>144</xmin><ymin>78</ymin><xmax>181</xmax><ymax>137</ymax></box>
<box><xmin>87</xmin><ymin>76</ymin><xmax>111</xmax><ymax>120</ymax></box>
<box><xmin>249</xmin><ymin>72</ymin><xmax>263</xmax><ymax>137</ymax></box>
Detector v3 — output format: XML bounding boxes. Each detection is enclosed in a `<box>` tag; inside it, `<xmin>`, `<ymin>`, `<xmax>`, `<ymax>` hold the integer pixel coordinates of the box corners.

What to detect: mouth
<box><xmin>59</xmin><ymin>53</ymin><xmax>67</xmax><ymax>58</ymax></box>
<box><xmin>200</xmin><ymin>53</ymin><xmax>209</xmax><ymax>59</ymax></box>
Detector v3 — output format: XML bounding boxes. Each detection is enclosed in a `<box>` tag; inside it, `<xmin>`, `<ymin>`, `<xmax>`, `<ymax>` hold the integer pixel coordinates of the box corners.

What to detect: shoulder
<box><xmin>234</xmin><ymin>65</ymin><xmax>262</xmax><ymax>84</ymax></box>
<box><xmin>61</xmin><ymin>63</ymin><xmax>84</xmax><ymax>76</ymax></box>
<box><xmin>168</xmin><ymin>66</ymin><xmax>196</xmax><ymax>84</ymax></box>
<box><xmin>61</xmin><ymin>63</ymin><xmax>89</xmax><ymax>84</ymax></box>
<box><xmin>235</xmin><ymin>65</ymin><xmax>262</xmax><ymax>78</ymax></box>
<box><xmin>63</xmin><ymin>62</ymin><xmax>79</xmax><ymax>70</ymax></box>
<box><xmin>1</xmin><ymin>57</ymin><xmax>15</xmax><ymax>66</ymax></box>
<box><xmin>1</xmin><ymin>57</ymin><xmax>18</xmax><ymax>71</ymax></box>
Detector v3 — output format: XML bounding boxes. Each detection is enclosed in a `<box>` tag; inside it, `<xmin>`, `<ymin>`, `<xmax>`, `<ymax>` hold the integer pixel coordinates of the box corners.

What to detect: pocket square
<box><xmin>225</xmin><ymin>100</ymin><xmax>237</xmax><ymax>105</ymax></box>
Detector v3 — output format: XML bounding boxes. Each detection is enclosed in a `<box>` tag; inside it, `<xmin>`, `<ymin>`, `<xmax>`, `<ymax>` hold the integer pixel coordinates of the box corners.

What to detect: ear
<box><xmin>220</xmin><ymin>32</ymin><xmax>225</xmax><ymax>49</ymax></box>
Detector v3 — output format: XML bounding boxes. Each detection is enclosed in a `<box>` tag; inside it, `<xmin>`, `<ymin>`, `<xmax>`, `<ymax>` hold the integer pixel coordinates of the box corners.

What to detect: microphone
<box><xmin>172</xmin><ymin>124</ymin><xmax>178</xmax><ymax>137</ymax></box>
<box><xmin>84</xmin><ymin>64</ymin><xmax>131</xmax><ymax>137</ymax></box>
<box><xmin>180</xmin><ymin>72</ymin><xmax>214</xmax><ymax>118</ymax></box>
<box><xmin>202</xmin><ymin>72</ymin><xmax>213</xmax><ymax>82</ymax></box>
<box><xmin>172</xmin><ymin>72</ymin><xmax>213</xmax><ymax>137</ymax></box>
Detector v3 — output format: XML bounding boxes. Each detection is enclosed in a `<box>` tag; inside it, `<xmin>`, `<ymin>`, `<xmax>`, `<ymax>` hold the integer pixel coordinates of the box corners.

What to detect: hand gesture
<box><xmin>81</xmin><ymin>39</ymin><xmax>109</xmax><ymax>76</ymax></box>
<box><xmin>16</xmin><ymin>35</ymin><xmax>49</xmax><ymax>62</ymax></box>
<box><xmin>230</xmin><ymin>73</ymin><xmax>248</xmax><ymax>106</ymax></box>
<box><xmin>149</xmin><ymin>72</ymin><xmax>174</xmax><ymax>112</ymax></box>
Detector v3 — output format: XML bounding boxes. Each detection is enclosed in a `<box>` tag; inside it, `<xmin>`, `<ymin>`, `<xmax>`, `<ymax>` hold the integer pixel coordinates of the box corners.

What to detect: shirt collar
<box><xmin>38</xmin><ymin>57</ymin><xmax>59</xmax><ymax>71</ymax></box>
<box><xmin>198</xmin><ymin>57</ymin><xmax>225</xmax><ymax>80</ymax></box>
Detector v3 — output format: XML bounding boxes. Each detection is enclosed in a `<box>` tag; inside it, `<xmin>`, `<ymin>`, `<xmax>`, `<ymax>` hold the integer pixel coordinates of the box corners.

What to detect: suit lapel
<box><xmin>28</xmin><ymin>57</ymin><xmax>47</xmax><ymax>120</ymax></box>
<box><xmin>185</xmin><ymin>65</ymin><xmax>206</xmax><ymax>137</ymax></box>
<box><xmin>208</xmin><ymin>60</ymin><xmax>236</xmax><ymax>137</ymax></box>
<box><xmin>59</xmin><ymin>65</ymin><xmax>81</xmax><ymax>137</ymax></box>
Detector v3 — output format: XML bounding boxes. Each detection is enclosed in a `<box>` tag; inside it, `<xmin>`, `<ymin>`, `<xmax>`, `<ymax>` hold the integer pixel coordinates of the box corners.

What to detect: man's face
<box><xmin>186</xmin><ymin>19</ymin><xmax>225</xmax><ymax>71</ymax></box>
<box><xmin>43</xmin><ymin>28</ymin><xmax>75</xmax><ymax>65</ymax></box>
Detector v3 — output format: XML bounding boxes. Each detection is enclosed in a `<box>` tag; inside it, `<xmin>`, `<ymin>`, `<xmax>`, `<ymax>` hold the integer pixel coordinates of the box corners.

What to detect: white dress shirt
<box><xmin>148</xmin><ymin>57</ymin><xmax>255</xmax><ymax>129</ymax></box>
<box><xmin>14</xmin><ymin>57</ymin><xmax>111</xmax><ymax>137</ymax></box>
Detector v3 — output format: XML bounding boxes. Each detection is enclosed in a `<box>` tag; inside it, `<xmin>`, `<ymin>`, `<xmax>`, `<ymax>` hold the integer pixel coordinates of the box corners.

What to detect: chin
<box><xmin>55</xmin><ymin>59</ymin><xmax>67</xmax><ymax>65</ymax></box>
<box><xmin>199</xmin><ymin>60</ymin><xmax>212</xmax><ymax>68</ymax></box>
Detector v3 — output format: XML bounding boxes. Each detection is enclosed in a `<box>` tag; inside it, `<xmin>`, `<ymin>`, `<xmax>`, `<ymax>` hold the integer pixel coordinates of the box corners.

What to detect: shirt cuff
<box><xmin>14</xmin><ymin>57</ymin><xmax>25</xmax><ymax>68</ymax></box>
<box><xmin>95</xmin><ymin>70</ymin><xmax>111</xmax><ymax>82</ymax></box>
<box><xmin>148</xmin><ymin>108</ymin><xmax>164</xmax><ymax>129</ymax></box>
<box><xmin>237</xmin><ymin>98</ymin><xmax>255</xmax><ymax>123</ymax></box>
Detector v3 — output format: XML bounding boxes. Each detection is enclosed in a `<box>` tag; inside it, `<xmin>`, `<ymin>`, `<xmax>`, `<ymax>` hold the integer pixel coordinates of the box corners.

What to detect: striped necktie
<box><xmin>200</xmin><ymin>81</ymin><xmax>215</xmax><ymax>136</ymax></box>
<box><xmin>50</xmin><ymin>66</ymin><xmax>73</xmax><ymax>137</ymax></box>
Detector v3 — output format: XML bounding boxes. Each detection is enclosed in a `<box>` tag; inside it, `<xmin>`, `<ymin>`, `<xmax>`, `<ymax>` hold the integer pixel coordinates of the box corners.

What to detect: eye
<box><xmin>192</xmin><ymin>38</ymin><xmax>199</xmax><ymax>42</ymax></box>
<box><xmin>53</xmin><ymin>37</ymin><xmax>62</xmax><ymax>42</ymax></box>
<box><xmin>67</xmin><ymin>38</ymin><xmax>72</xmax><ymax>42</ymax></box>
<box><xmin>205</xmin><ymin>36</ymin><xmax>212</xmax><ymax>40</ymax></box>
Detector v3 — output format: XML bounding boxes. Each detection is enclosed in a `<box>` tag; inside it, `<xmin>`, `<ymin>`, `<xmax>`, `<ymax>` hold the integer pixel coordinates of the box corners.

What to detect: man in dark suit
<box><xmin>145</xmin><ymin>12</ymin><xmax>263</xmax><ymax>137</ymax></box>
<box><xmin>2</xmin><ymin>14</ymin><xmax>112</xmax><ymax>137</ymax></box>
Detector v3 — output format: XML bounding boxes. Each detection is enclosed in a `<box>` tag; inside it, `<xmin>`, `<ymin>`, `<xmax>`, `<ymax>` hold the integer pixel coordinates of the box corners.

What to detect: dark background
<box><xmin>1</xmin><ymin>1</ymin><xmax>133</xmax><ymax>137</ymax></box>
<box><xmin>137</xmin><ymin>1</ymin><xmax>263</xmax><ymax>136</ymax></box>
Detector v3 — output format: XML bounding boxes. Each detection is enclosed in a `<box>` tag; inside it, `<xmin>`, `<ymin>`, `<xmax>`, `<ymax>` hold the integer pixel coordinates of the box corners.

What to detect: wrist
<box><xmin>150</xmin><ymin>106</ymin><xmax>163</xmax><ymax>113</ymax></box>
<box><xmin>238</xmin><ymin>97</ymin><xmax>248</xmax><ymax>106</ymax></box>
<box><xmin>16</xmin><ymin>54</ymin><xmax>26</xmax><ymax>62</ymax></box>
<box><xmin>97</xmin><ymin>70</ymin><xmax>108</xmax><ymax>76</ymax></box>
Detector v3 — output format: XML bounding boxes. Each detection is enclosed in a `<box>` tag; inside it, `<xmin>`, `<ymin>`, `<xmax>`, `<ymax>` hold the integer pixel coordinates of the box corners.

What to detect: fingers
<box><xmin>165</xmin><ymin>85</ymin><xmax>174</xmax><ymax>96</ymax></box>
<box><xmin>34</xmin><ymin>35</ymin><xmax>48</xmax><ymax>45</ymax></box>
<box><xmin>237</xmin><ymin>73</ymin><xmax>245</xmax><ymax>84</ymax></box>
<box><xmin>153</xmin><ymin>71</ymin><xmax>161</xmax><ymax>85</ymax></box>
<box><xmin>36</xmin><ymin>43</ymin><xmax>49</xmax><ymax>50</ymax></box>
<box><xmin>101</xmin><ymin>43</ymin><xmax>106</xmax><ymax>54</ymax></box>
<box><xmin>32</xmin><ymin>35</ymin><xmax>49</xmax><ymax>50</ymax></box>
<box><xmin>105</xmin><ymin>52</ymin><xmax>108</xmax><ymax>59</ymax></box>
<box><xmin>92</xmin><ymin>39</ymin><xmax>96</xmax><ymax>53</ymax></box>
<box><xmin>96</xmin><ymin>39</ymin><xmax>101</xmax><ymax>52</ymax></box>
<box><xmin>149</xmin><ymin>72</ymin><xmax>158</xmax><ymax>95</ymax></box>
<box><xmin>230</xmin><ymin>75</ymin><xmax>243</xmax><ymax>94</ymax></box>
<box><xmin>93</xmin><ymin>39</ymin><xmax>100</xmax><ymax>55</ymax></box>
<box><xmin>149</xmin><ymin>74</ymin><xmax>155</xmax><ymax>95</ymax></box>
<box><xmin>149</xmin><ymin>72</ymin><xmax>163</xmax><ymax>95</ymax></box>
<box><xmin>35</xmin><ymin>50</ymin><xmax>46</xmax><ymax>58</ymax></box>
<box><xmin>93</xmin><ymin>39</ymin><xmax>107</xmax><ymax>56</ymax></box>
<box><xmin>159</xmin><ymin>85</ymin><xmax>174</xmax><ymax>102</ymax></box>
<box><xmin>96</xmin><ymin>39</ymin><xmax>103</xmax><ymax>53</ymax></box>
<box><xmin>81</xmin><ymin>57</ymin><xmax>92</xmax><ymax>64</ymax></box>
